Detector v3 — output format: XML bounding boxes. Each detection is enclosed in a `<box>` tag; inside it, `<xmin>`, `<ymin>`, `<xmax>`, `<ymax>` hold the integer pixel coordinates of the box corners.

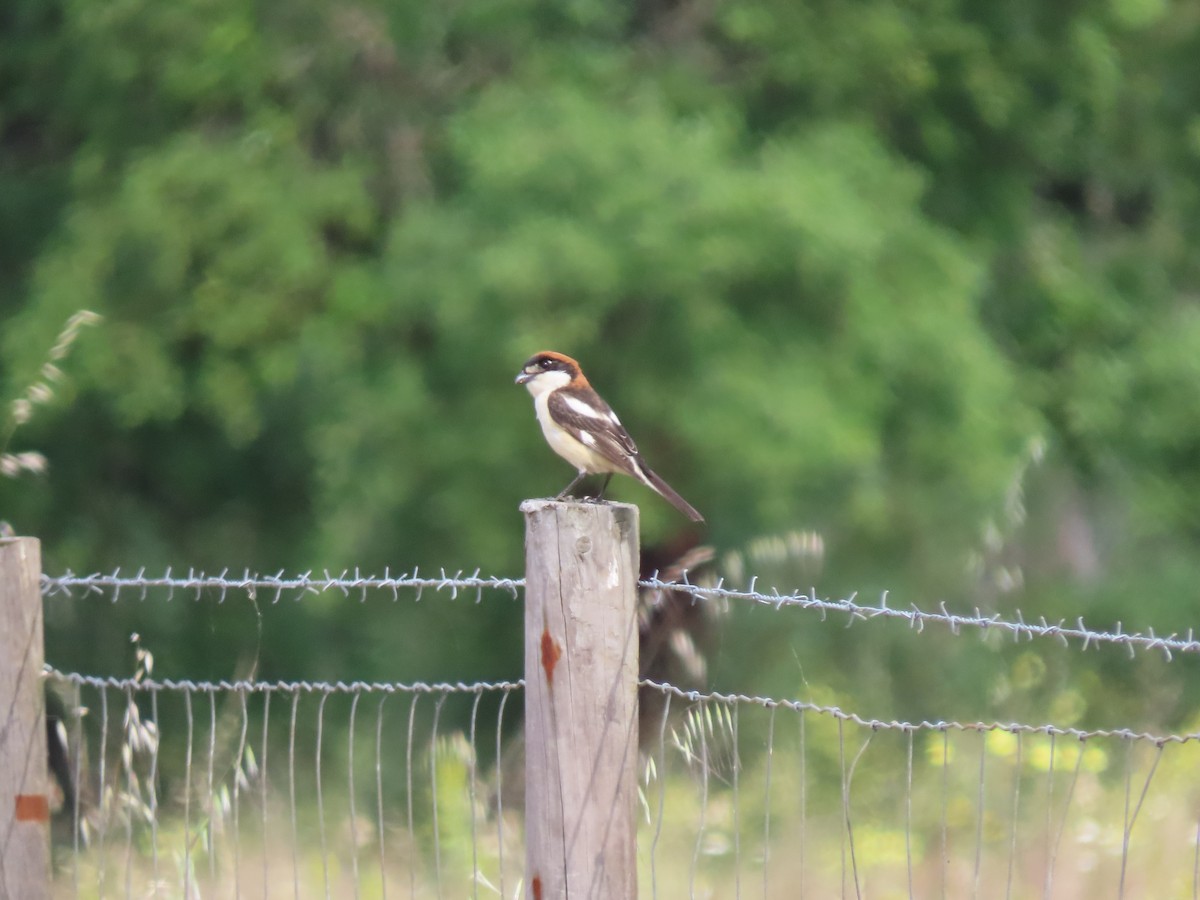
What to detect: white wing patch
<box><xmin>563</xmin><ymin>394</ymin><xmax>609</xmax><ymax>420</ymax></box>
<box><xmin>579</xmin><ymin>431</ymin><xmax>597</xmax><ymax>446</ymax></box>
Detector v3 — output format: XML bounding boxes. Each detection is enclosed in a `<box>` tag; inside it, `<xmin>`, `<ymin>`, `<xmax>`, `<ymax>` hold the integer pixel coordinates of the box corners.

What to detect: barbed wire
<box><xmin>40</xmin><ymin>568</ymin><xmax>1200</xmax><ymax>661</ymax></box>
<box><xmin>643</xmin><ymin>577</ymin><xmax>1199</xmax><ymax>662</ymax></box>
<box><xmin>40</xmin><ymin>567</ymin><xmax>523</xmax><ymax>604</ymax></box>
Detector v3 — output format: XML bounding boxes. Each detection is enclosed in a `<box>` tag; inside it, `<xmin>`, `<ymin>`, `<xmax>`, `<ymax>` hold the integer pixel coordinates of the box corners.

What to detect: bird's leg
<box><xmin>595</xmin><ymin>474</ymin><xmax>613</xmax><ymax>499</ymax></box>
<box><xmin>578</xmin><ymin>473</ymin><xmax>613</xmax><ymax>504</ymax></box>
<box><xmin>556</xmin><ymin>471</ymin><xmax>587</xmax><ymax>500</ymax></box>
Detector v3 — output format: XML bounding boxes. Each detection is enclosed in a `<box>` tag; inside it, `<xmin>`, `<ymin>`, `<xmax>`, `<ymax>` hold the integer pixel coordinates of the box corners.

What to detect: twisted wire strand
<box><xmin>640</xmin><ymin>680</ymin><xmax>1197</xmax><ymax>746</ymax></box>
<box><xmin>44</xmin><ymin>667</ymin><xmax>1198</xmax><ymax>746</ymax></box>
<box><xmin>44</xmin><ymin>667</ymin><xmax>524</xmax><ymax>695</ymax></box>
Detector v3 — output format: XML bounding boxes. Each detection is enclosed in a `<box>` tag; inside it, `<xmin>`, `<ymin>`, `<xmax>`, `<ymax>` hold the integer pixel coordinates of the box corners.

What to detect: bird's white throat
<box><xmin>522</xmin><ymin>369</ymin><xmax>572</xmax><ymax>398</ymax></box>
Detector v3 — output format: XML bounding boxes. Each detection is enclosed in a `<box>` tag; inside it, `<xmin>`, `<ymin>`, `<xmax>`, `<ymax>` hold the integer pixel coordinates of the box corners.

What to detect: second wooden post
<box><xmin>522</xmin><ymin>499</ymin><xmax>639</xmax><ymax>899</ymax></box>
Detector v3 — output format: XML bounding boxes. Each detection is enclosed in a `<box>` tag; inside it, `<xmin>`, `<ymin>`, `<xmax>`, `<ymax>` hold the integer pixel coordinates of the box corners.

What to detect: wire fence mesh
<box><xmin>36</xmin><ymin>570</ymin><xmax>1200</xmax><ymax>898</ymax></box>
<box><xmin>44</xmin><ymin>670</ymin><xmax>523</xmax><ymax>900</ymax></box>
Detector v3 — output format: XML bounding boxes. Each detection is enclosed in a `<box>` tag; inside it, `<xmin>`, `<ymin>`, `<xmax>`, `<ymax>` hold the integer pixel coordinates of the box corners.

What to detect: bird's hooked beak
<box><xmin>514</xmin><ymin>370</ymin><xmax>533</xmax><ymax>385</ymax></box>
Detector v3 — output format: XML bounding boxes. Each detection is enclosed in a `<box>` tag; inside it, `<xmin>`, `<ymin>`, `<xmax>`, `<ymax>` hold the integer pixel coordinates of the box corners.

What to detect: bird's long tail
<box><xmin>633</xmin><ymin>458</ymin><xmax>704</xmax><ymax>523</ymax></box>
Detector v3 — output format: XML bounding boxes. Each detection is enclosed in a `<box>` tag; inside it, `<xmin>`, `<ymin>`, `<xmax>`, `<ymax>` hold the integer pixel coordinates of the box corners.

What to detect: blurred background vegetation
<box><xmin>4</xmin><ymin>0</ymin><xmax>1200</xmax><ymax>742</ymax></box>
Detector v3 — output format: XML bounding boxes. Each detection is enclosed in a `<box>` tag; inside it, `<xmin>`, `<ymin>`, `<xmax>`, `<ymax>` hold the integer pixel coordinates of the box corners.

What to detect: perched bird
<box><xmin>515</xmin><ymin>351</ymin><xmax>704</xmax><ymax>522</ymax></box>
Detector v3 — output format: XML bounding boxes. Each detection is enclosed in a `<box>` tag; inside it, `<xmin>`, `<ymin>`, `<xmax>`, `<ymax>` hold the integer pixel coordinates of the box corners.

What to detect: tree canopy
<box><xmin>4</xmin><ymin>0</ymin><xmax>1200</xmax><ymax>723</ymax></box>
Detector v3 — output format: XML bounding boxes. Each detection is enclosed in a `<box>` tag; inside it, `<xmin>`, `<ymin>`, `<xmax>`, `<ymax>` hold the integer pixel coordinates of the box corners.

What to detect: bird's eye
<box><xmin>540</xmin><ymin>358</ymin><xmax>554</xmax><ymax>369</ymax></box>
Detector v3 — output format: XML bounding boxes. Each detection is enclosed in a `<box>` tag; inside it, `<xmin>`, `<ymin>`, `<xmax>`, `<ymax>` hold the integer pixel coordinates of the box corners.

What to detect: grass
<box><xmin>48</xmin><ymin>691</ymin><xmax>1200</xmax><ymax>899</ymax></box>
<box><xmin>1</xmin><ymin>309</ymin><xmax>100</xmax><ymax>485</ymax></box>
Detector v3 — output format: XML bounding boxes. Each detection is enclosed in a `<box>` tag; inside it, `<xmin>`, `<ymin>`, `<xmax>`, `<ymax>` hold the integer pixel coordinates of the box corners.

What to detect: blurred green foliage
<box><xmin>4</xmin><ymin>0</ymin><xmax>1200</xmax><ymax>733</ymax></box>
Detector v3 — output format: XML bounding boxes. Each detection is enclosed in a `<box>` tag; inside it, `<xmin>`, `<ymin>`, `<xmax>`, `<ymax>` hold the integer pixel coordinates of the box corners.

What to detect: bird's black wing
<box><xmin>549</xmin><ymin>386</ymin><xmax>705</xmax><ymax>521</ymax></box>
<box><xmin>547</xmin><ymin>387</ymin><xmax>641</xmax><ymax>471</ymax></box>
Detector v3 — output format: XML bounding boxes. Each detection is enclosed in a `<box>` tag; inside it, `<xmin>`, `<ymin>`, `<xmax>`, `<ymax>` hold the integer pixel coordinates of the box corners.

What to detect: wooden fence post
<box><xmin>0</xmin><ymin>536</ymin><xmax>49</xmax><ymax>900</ymax></box>
<box><xmin>522</xmin><ymin>500</ymin><xmax>640</xmax><ymax>900</ymax></box>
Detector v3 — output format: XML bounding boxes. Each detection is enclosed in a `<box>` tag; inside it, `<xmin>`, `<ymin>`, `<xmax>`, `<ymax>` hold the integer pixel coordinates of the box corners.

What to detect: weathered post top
<box><xmin>521</xmin><ymin>499</ymin><xmax>640</xmax><ymax>900</ymax></box>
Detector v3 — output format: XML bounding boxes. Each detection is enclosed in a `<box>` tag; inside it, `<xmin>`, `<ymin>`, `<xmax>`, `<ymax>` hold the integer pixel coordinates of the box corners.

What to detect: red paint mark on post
<box><xmin>531</xmin><ymin>875</ymin><xmax>543</xmax><ymax>900</ymax></box>
<box><xmin>15</xmin><ymin>794</ymin><xmax>49</xmax><ymax>822</ymax></box>
<box><xmin>540</xmin><ymin>628</ymin><xmax>562</xmax><ymax>686</ymax></box>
